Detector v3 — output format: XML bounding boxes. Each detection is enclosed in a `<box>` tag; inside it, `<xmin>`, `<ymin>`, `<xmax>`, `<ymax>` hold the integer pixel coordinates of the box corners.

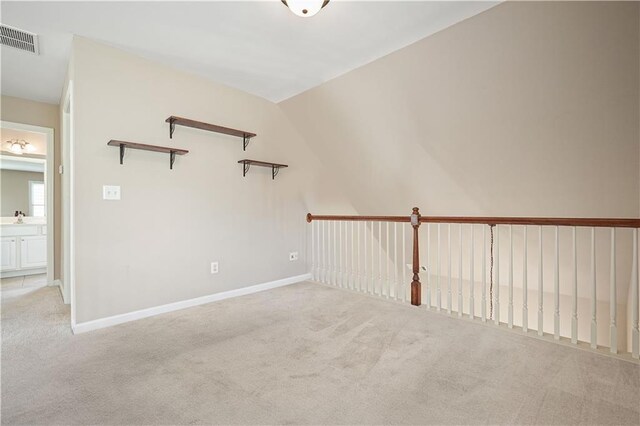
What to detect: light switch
<box><xmin>103</xmin><ymin>185</ymin><xmax>121</xmax><ymax>200</ymax></box>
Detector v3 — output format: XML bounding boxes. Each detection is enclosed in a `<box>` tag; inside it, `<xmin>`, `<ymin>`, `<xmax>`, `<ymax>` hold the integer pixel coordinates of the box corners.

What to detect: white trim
<box><xmin>0</xmin><ymin>268</ymin><xmax>46</xmax><ymax>279</ymax></box>
<box><xmin>72</xmin><ymin>273</ymin><xmax>312</xmax><ymax>334</ymax></box>
<box><xmin>61</xmin><ymin>81</ymin><xmax>74</xmax><ymax>310</ymax></box>
<box><xmin>0</xmin><ymin>120</ymin><xmax>54</xmax><ymax>286</ymax></box>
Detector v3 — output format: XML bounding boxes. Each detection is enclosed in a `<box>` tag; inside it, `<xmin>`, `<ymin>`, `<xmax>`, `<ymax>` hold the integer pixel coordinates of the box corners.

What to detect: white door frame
<box><xmin>0</xmin><ymin>120</ymin><xmax>55</xmax><ymax>286</ymax></box>
<box><xmin>61</xmin><ymin>80</ymin><xmax>76</xmax><ymax>327</ymax></box>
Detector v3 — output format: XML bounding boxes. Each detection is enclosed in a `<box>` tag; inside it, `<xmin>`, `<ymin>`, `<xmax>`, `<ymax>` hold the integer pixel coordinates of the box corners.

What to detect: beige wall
<box><xmin>281</xmin><ymin>1</ymin><xmax>639</xmax><ymax>218</ymax></box>
<box><xmin>1</xmin><ymin>96</ymin><xmax>62</xmax><ymax>279</ymax></box>
<box><xmin>0</xmin><ymin>170</ymin><xmax>45</xmax><ymax>216</ymax></box>
<box><xmin>68</xmin><ymin>37</ymin><xmax>351</xmax><ymax>324</ymax></box>
<box><xmin>280</xmin><ymin>2</ymin><xmax>640</xmax><ymax>348</ymax></box>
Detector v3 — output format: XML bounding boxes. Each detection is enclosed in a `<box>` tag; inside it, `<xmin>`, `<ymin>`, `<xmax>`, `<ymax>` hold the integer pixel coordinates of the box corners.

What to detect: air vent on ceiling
<box><xmin>0</xmin><ymin>24</ymin><xmax>39</xmax><ymax>55</ymax></box>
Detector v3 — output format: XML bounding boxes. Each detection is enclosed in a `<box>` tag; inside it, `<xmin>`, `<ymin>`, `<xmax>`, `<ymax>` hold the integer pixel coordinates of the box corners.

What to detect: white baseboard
<box><xmin>72</xmin><ymin>273</ymin><xmax>312</xmax><ymax>334</ymax></box>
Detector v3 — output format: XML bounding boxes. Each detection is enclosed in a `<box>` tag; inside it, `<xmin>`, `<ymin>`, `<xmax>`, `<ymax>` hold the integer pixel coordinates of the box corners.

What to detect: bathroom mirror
<box><xmin>0</xmin><ymin>153</ymin><xmax>46</xmax><ymax>218</ymax></box>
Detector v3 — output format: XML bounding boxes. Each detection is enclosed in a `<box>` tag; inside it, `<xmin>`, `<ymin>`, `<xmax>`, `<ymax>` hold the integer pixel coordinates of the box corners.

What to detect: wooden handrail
<box><xmin>306</xmin><ymin>214</ymin><xmax>410</xmax><ymax>223</ymax></box>
<box><xmin>306</xmin><ymin>213</ymin><xmax>640</xmax><ymax>228</ymax></box>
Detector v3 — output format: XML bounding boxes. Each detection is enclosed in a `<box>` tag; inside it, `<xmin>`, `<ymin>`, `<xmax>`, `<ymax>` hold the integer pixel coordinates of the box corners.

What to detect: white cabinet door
<box><xmin>20</xmin><ymin>236</ymin><xmax>47</xmax><ymax>269</ymax></box>
<box><xmin>1</xmin><ymin>237</ymin><xmax>18</xmax><ymax>271</ymax></box>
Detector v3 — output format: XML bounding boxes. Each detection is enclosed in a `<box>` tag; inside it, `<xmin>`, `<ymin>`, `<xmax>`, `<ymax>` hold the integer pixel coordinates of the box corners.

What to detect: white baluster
<box><xmin>347</xmin><ymin>221</ymin><xmax>351</xmax><ymax>289</ymax></box>
<box><xmin>508</xmin><ymin>225</ymin><xmax>513</xmax><ymax>329</ymax></box>
<box><xmin>632</xmin><ymin>228</ymin><xmax>639</xmax><ymax>359</ymax></box>
<box><xmin>333</xmin><ymin>222</ymin><xmax>340</xmax><ymax>287</ymax></box>
<box><xmin>311</xmin><ymin>221</ymin><xmax>315</xmax><ymax>281</ymax></box>
<box><xmin>402</xmin><ymin>223</ymin><xmax>407</xmax><ymax>302</ymax></box>
<box><xmin>394</xmin><ymin>223</ymin><xmax>399</xmax><ymax>301</ymax></box>
<box><xmin>352</xmin><ymin>222</ymin><xmax>355</xmax><ymax>290</ymax></box>
<box><xmin>357</xmin><ymin>222</ymin><xmax>361</xmax><ymax>292</ymax></box>
<box><xmin>590</xmin><ymin>227</ymin><xmax>597</xmax><ymax>349</ymax></box>
<box><xmin>458</xmin><ymin>224</ymin><xmax>463</xmax><ymax>317</ymax></box>
<box><xmin>538</xmin><ymin>226</ymin><xmax>544</xmax><ymax>336</ymax></box>
<box><xmin>378</xmin><ymin>222</ymin><xmax>383</xmax><ymax>296</ymax></box>
<box><xmin>571</xmin><ymin>227</ymin><xmax>578</xmax><ymax>344</ymax></box>
<box><xmin>317</xmin><ymin>221</ymin><xmax>321</xmax><ymax>282</ymax></box>
<box><xmin>364</xmin><ymin>222</ymin><xmax>368</xmax><ymax>293</ymax></box>
<box><xmin>437</xmin><ymin>224</ymin><xmax>442</xmax><ymax>311</ymax></box>
<box><xmin>343</xmin><ymin>221</ymin><xmax>348</xmax><ymax>289</ymax></box>
<box><xmin>322</xmin><ymin>221</ymin><xmax>326</xmax><ymax>284</ymax></box>
<box><xmin>523</xmin><ymin>227</ymin><xmax>528</xmax><ymax>332</ymax></box>
<box><xmin>469</xmin><ymin>225</ymin><xmax>475</xmax><ymax>319</ymax></box>
<box><xmin>426</xmin><ymin>223</ymin><xmax>431</xmax><ymax>308</ymax></box>
<box><xmin>495</xmin><ymin>225</ymin><xmax>500</xmax><ymax>325</ymax></box>
<box><xmin>386</xmin><ymin>222</ymin><xmax>390</xmax><ymax>298</ymax></box>
<box><xmin>610</xmin><ymin>228</ymin><xmax>617</xmax><ymax>354</ymax></box>
<box><xmin>554</xmin><ymin>226</ymin><xmax>560</xmax><ymax>340</ymax></box>
<box><xmin>329</xmin><ymin>221</ymin><xmax>333</xmax><ymax>285</ymax></box>
<box><xmin>338</xmin><ymin>221</ymin><xmax>342</xmax><ymax>288</ymax></box>
<box><xmin>371</xmin><ymin>221</ymin><xmax>375</xmax><ymax>294</ymax></box>
<box><xmin>344</xmin><ymin>221</ymin><xmax>348</xmax><ymax>289</ymax></box>
<box><xmin>447</xmin><ymin>223</ymin><xmax>451</xmax><ymax>314</ymax></box>
<box><xmin>327</xmin><ymin>222</ymin><xmax>331</xmax><ymax>285</ymax></box>
<box><xmin>344</xmin><ymin>221</ymin><xmax>349</xmax><ymax>288</ymax></box>
<box><xmin>482</xmin><ymin>225</ymin><xmax>487</xmax><ymax>322</ymax></box>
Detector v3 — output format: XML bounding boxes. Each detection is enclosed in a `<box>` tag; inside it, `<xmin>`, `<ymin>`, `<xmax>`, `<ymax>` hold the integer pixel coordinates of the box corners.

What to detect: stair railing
<box><xmin>307</xmin><ymin>209</ymin><xmax>640</xmax><ymax>360</ymax></box>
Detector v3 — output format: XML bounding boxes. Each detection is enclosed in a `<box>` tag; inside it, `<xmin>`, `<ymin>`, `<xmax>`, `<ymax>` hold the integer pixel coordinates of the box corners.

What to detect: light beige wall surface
<box><xmin>69</xmin><ymin>37</ymin><xmax>352</xmax><ymax>324</ymax></box>
<box><xmin>1</xmin><ymin>96</ymin><xmax>61</xmax><ymax>279</ymax></box>
<box><xmin>281</xmin><ymin>1</ymin><xmax>639</xmax><ymax>219</ymax></box>
<box><xmin>0</xmin><ymin>170</ymin><xmax>45</xmax><ymax>217</ymax></box>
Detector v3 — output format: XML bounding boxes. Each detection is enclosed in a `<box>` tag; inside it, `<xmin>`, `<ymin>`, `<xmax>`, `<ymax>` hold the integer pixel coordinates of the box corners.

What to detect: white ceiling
<box><xmin>0</xmin><ymin>1</ymin><xmax>497</xmax><ymax>105</ymax></box>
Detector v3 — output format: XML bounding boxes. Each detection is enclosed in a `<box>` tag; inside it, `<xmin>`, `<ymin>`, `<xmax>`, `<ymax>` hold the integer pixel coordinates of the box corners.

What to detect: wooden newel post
<box><xmin>411</xmin><ymin>207</ymin><xmax>422</xmax><ymax>306</ymax></box>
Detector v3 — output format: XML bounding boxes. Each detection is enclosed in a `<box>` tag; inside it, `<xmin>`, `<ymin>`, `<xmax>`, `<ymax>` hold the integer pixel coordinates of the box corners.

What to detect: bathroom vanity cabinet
<box><xmin>0</xmin><ymin>224</ymin><xmax>47</xmax><ymax>277</ymax></box>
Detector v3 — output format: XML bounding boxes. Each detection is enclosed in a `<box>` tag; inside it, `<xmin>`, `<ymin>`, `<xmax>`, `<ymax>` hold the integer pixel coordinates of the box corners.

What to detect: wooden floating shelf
<box><xmin>166</xmin><ymin>116</ymin><xmax>256</xmax><ymax>151</ymax></box>
<box><xmin>238</xmin><ymin>159</ymin><xmax>288</xmax><ymax>180</ymax></box>
<box><xmin>107</xmin><ymin>140</ymin><xmax>188</xmax><ymax>170</ymax></box>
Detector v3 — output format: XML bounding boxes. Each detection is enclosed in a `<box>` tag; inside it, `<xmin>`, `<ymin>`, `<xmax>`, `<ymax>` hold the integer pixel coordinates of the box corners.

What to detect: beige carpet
<box><xmin>1</xmin><ymin>282</ymin><xmax>639</xmax><ymax>425</ymax></box>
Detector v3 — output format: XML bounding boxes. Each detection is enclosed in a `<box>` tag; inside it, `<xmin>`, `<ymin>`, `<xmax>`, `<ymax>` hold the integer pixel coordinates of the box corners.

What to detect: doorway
<box><xmin>0</xmin><ymin>121</ymin><xmax>55</xmax><ymax>297</ymax></box>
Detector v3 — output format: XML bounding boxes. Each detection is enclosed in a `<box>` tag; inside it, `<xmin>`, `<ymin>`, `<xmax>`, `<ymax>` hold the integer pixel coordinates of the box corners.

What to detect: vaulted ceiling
<box><xmin>1</xmin><ymin>1</ymin><xmax>497</xmax><ymax>105</ymax></box>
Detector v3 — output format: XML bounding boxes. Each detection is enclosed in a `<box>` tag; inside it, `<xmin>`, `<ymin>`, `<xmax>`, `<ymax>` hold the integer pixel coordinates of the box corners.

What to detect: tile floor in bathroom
<box><xmin>1</xmin><ymin>273</ymin><xmax>48</xmax><ymax>292</ymax></box>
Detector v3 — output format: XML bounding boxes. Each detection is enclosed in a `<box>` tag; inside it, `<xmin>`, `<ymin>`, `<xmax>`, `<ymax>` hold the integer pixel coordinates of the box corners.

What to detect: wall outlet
<box><xmin>103</xmin><ymin>185</ymin><xmax>121</xmax><ymax>200</ymax></box>
<box><xmin>289</xmin><ymin>252</ymin><xmax>299</xmax><ymax>261</ymax></box>
<box><xmin>210</xmin><ymin>262</ymin><xmax>219</xmax><ymax>274</ymax></box>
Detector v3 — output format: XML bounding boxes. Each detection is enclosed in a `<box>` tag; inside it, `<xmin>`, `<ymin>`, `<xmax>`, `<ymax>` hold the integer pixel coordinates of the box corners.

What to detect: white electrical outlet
<box><xmin>103</xmin><ymin>185</ymin><xmax>121</xmax><ymax>200</ymax></box>
<box><xmin>210</xmin><ymin>262</ymin><xmax>219</xmax><ymax>274</ymax></box>
<box><xmin>289</xmin><ymin>252</ymin><xmax>299</xmax><ymax>261</ymax></box>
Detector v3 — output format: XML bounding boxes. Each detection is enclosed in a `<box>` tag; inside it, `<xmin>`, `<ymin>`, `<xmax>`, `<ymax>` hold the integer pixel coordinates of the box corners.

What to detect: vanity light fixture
<box><xmin>281</xmin><ymin>0</ymin><xmax>329</xmax><ymax>18</ymax></box>
<box><xmin>6</xmin><ymin>139</ymin><xmax>36</xmax><ymax>155</ymax></box>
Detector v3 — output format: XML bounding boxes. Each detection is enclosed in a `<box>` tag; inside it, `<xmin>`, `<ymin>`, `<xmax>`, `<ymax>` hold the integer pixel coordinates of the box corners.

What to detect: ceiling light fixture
<box><xmin>281</xmin><ymin>0</ymin><xmax>330</xmax><ymax>18</ymax></box>
<box><xmin>5</xmin><ymin>139</ymin><xmax>36</xmax><ymax>155</ymax></box>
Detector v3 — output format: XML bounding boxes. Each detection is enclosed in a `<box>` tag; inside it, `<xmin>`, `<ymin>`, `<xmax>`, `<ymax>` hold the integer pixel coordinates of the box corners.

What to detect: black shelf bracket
<box><xmin>272</xmin><ymin>165</ymin><xmax>280</xmax><ymax>180</ymax></box>
<box><xmin>242</xmin><ymin>161</ymin><xmax>250</xmax><ymax>176</ymax></box>
<box><xmin>119</xmin><ymin>144</ymin><xmax>125</xmax><ymax>165</ymax></box>
<box><xmin>169</xmin><ymin>117</ymin><xmax>176</xmax><ymax>139</ymax></box>
<box><xmin>243</xmin><ymin>134</ymin><xmax>251</xmax><ymax>151</ymax></box>
<box><xmin>170</xmin><ymin>151</ymin><xmax>176</xmax><ymax>170</ymax></box>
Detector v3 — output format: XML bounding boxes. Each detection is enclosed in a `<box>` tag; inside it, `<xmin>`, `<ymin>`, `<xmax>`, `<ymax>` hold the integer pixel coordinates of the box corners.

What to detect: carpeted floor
<box><xmin>1</xmin><ymin>282</ymin><xmax>639</xmax><ymax>425</ymax></box>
